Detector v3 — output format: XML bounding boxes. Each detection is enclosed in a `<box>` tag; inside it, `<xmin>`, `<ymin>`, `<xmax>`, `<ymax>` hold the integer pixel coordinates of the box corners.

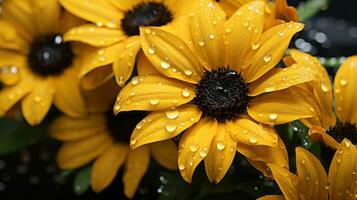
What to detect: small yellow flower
<box><xmin>50</xmin><ymin>82</ymin><xmax>178</xmax><ymax>198</ymax></box>
<box><xmin>115</xmin><ymin>0</ymin><xmax>315</xmax><ymax>183</ymax></box>
<box><xmin>217</xmin><ymin>0</ymin><xmax>299</xmax><ymax>29</ymax></box>
<box><xmin>59</xmin><ymin>0</ymin><xmax>197</xmax><ymax>89</ymax></box>
<box><xmin>288</xmin><ymin>50</ymin><xmax>357</xmax><ymax>149</ymax></box>
<box><xmin>258</xmin><ymin>139</ymin><xmax>357</xmax><ymax>200</ymax></box>
<box><xmin>0</xmin><ymin>0</ymin><xmax>90</xmax><ymax>125</ymax></box>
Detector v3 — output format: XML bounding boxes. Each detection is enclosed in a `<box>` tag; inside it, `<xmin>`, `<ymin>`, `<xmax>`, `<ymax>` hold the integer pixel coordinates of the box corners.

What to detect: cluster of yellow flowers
<box><xmin>0</xmin><ymin>0</ymin><xmax>356</xmax><ymax>199</ymax></box>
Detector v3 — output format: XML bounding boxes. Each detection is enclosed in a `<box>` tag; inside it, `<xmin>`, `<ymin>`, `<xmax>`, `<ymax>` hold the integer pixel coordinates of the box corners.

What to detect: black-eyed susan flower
<box><xmin>217</xmin><ymin>0</ymin><xmax>298</xmax><ymax>29</ymax></box>
<box><xmin>50</xmin><ymin>82</ymin><xmax>178</xmax><ymax>198</ymax></box>
<box><xmin>0</xmin><ymin>0</ymin><xmax>89</xmax><ymax>125</ymax></box>
<box><xmin>258</xmin><ymin>139</ymin><xmax>357</xmax><ymax>200</ymax></box>
<box><xmin>287</xmin><ymin>50</ymin><xmax>357</xmax><ymax>149</ymax></box>
<box><xmin>58</xmin><ymin>0</ymin><xmax>197</xmax><ymax>89</ymax></box>
<box><xmin>115</xmin><ymin>0</ymin><xmax>316</xmax><ymax>183</ymax></box>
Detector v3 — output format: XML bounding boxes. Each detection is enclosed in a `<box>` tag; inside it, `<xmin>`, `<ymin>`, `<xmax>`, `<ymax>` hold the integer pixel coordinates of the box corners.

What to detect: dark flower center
<box><xmin>106</xmin><ymin>111</ymin><xmax>147</xmax><ymax>143</ymax></box>
<box><xmin>28</xmin><ymin>34</ymin><xmax>74</xmax><ymax>76</ymax></box>
<box><xmin>327</xmin><ymin>122</ymin><xmax>357</xmax><ymax>144</ymax></box>
<box><xmin>194</xmin><ymin>67</ymin><xmax>250</xmax><ymax>122</ymax></box>
<box><xmin>121</xmin><ymin>2</ymin><xmax>173</xmax><ymax>36</ymax></box>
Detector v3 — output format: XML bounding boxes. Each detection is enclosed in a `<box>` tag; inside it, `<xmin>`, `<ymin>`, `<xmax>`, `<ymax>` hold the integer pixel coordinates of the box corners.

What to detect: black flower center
<box><xmin>194</xmin><ymin>67</ymin><xmax>250</xmax><ymax>122</ymax></box>
<box><xmin>106</xmin><ymin>111</ymin><xmax>147</xmax><ymax>143</ymax></box>
<box><xmin>121</xmin><ymin>2</ymin><xmax>173</xmax><ymax>36</ymax></box>
<box><xmin>28</xmin><ymin>34</ymin><xmax>74</xmax><ymax>76</ymax></box>
<box><xmin>327</xmin><ymin>122</ymin><xmax>357</xmax><ymax>144</ymax></box>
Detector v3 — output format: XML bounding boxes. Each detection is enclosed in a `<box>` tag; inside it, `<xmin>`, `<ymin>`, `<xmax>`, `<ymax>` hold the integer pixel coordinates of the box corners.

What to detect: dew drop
<box><xmin>165</xmin><ymin>110</ymin><xmax>180</xmax><ymax>120</ymax></box>
<box><xmin>263</xmin><ymin>53</ymin><xmax>272</xmax><ymax>63</ymax></box>
<box><xmin>182</xmin><ymin>89</ymin><xmax>191</xmax><ymax>98</ymax></box>
<box><xmin>160</xmin><ymin>60</ymin><xmax>170</xmax><ymax>69</ymax></box>
<box><xmin>252</xmin><ymin>41</ymin><xmax>261</xmax><ymax>50</ymax></box>
<box><xmin>165</xmin><ymin>123</ymin><xmax>177</xmax><ymax>133</ymax></box>
<box><xmin>131</xmin><ymin>77</ymin><xmax>139</xmax><ymax>85</ymax></box>
<box><xmin>321</xmin><ymin>83</ymin><xmax>329</xmax><ymax>92</ymax></box>
<box><xmin>249</xmin><ymin>137</ymin><xmax>257</xmax><ymax>144</ymax></box>
<box><xmin>189</xmin><ymin>144</ymin><xmax>198</xmax><ymax>152</ymax></box>
<box><xmin>340</xmin><ymin>77</ymin><xmax>348</xmax><ymax>86</ymax></box>
<box><xmin>184</xmin><ymin>69</ymin><xmax>193</xmax><ymax>76</ymax></box>
<box><xmin>136</xmin><ymin>123</ymin><xmax>142</xmax><ymax>130</ymax></box>
<box><xmin>130</xmin><ymin>139</ymin><xmax>137</xmax><ymax>146</ymax></box>
<box><xmin>209</xmin><ymin>33</ymin><xmax>215</xmax><ymax>40</ymax></box>
<box><xmin>178</xmin><ymin>163</ymin><xmax>185</xmax><ymax>170</ymax></box>
<box><xmin>216</xmin><ymin>142</ymin><xmax>226</xmax><ymax>150</ymax></box>
<box><xmin>198</xmin><ymin>39</ymin><xmax>205</xmax><ymax>47</ymax></box>
<box><xmin>148</xmin><ymin>45</ymin><xmax>156</xmax><ymax>55</ymax></box>
<box><xmin>149</xmin><ymin>99</ymin><xmax>160</xmax><ymax>106</ymax></box>
<box><xmin>199</xmin><ymin>149</ymin><xmax>208</xmax><ymax>158</ymax></box>
<box><xmin>269</xmin><ymin>113</ymin><xmax>278</xmax><ymax>121</ymax></box>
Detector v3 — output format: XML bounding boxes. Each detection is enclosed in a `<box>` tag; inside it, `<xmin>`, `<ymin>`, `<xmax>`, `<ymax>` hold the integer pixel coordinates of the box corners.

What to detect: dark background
<box><xmin>1</xmin><ymin>0</ymin><xmax>357</xmax><ymax>199</ymax></box>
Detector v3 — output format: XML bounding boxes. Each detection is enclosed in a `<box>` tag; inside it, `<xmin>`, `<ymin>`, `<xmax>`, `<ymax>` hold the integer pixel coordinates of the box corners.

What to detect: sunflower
<box><xmin>58</xmin><ymin>0</ymin><xmax>197</xmax><ymax>89</ymax></box>
<box><xmin>257</xmin><ymin>139</ymin><xmax>357</xmax><ymax>200</ymax></box>
<box><xmin>286</xmin><ymin>50</ymin><xmax>357</xmax><ymax>149</ymax></box>
<box><xmin>114</xmin><ymin>0</ymin><xmax>316</xmax><ymax>183</ymax></box>
<box><xmin>50</xmin><ymin>81</ymin><xmax>178</xmax><ymax>198</ymax></box>
<box><xmin>0</xmin><ymin>0</ymin><xmax>89</xmax><ymax>125</ymax></box>
<box><xmin>217</xmin><ymin>0</ymin><xmax>298</xmax><ymax>29</ymax></box>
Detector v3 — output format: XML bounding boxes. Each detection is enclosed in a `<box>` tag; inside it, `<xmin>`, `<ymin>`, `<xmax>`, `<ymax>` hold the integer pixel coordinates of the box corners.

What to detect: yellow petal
<box><xmin>123</xmin><ymin>146</ymin><xmax>150</xmax><ymax>198</ymax></box>
<box><xmin>257</xmin><ymin>195</ymin><xmax>285</xmax><ymax>200</ymax></box>
<box><xmin>249</xmin><ymin>64</ymin><xmax>317</xmax><ymax>96</ymax></box>
<box><xmin>334</xmin><ymin>56</ymin><xmax>357</xmax><ymax>124</ymax></box>
<box><xmin>2</xmin><ymin>0</ymin><xmax>35</xmax><ymax>40</ymax></box>
<box><xmin>228</xmin><ymin>117</ymin><xmax>278</xmax><ymax>147</ymax></box>
<box><xmin>22</xmin><ymin>79</ymin><xmax>55</xmax><ymax>125</ymax></box>
<box><xmin>49</xmin><ymin>115</ymin><xmax>107</xmax><ymax>141</ymax></box>
<box><xmin>140</xmin><ymin>27</ymin><xmax>204</xmax><ymax>84</ymax></box>
<box><xmin>248</xmin><ymin>87</ymin><xmax>315</xmax><ymax>125</ymax></box>
<box><xmin>308</xmin><ymin>126</ymin><xmax>339</xmax><ymax>150</ymax></box>
<box><xmin>237</xmin><ymin>133</ymin><xmax>288</xmax><ymax>177</ymax></box>
<box><xmin>59</xmin><ymin>0</ymin><xmax>123</xmax><ymax>28</ymax></box>
<box><xmin>130</xmin><ymin>105</ymin><xmax>202</xmax><ymax>148</ymax></box>
<box><xmin>58</xmin><ymin>11</ymin><xmax>85</xmax><ymax>35</ymax></box>
<box><xmin>81</xmin><ymin>65</ymin><xmax>114</xmax><ymax>90</ymax></box>
<box><xmin>64</xmin><ymin>24</ymin><xmax>126</xmax><ymax>47</ymax></box>
<box><xmin>268</xmin><ymin>163</ymin><xmax>300</xmax><ymax>200</ymax></box>
<box><xmin>115</xmin><ymin>75</ymin><xmax>196</xmax><ymax>113</ymax></box>
<box><xmin>79</xmin><ymin>44</ymin><xmax>122</xmax><ymax>79</ymax></box>
<box><xmin>0</xmin><ymin>20</ymin><xmax>28</xmax><ymax>52</ymax></box>
<box><xmin>137</xmin><ymin>52</ymin><xmax>161</xmax><ymax>76</ymax></box>
<box><xmin>328</xmin><ymin>139</ymin><xmax>357</xmax><ymax>200</ymax></box>
<box><xmin>295</xmin><ymin>147</ymin><xmax>328</xmax><ymax>200</ymax></box>
<box><xmin>53</xmin><ymin>66</ymin><xmax>87</xmax><ymax>118</ymax></box>
<box><xmin>224</xmin><ymin>0</ymin><xmax>265</xmax><ymax>70</ymax></box>
<box><xmin>113</xmin><ymin>36</ymin><xmax>142</xmax><ymax>86</ymax></box>
<box><xmin>290</xmin><ymin>50</ymin><xmax>336</xmax><ymax>128</ymax></box>
<box><xmin>0</xmin><ymin>51</ymin><xmax>26</xmax><ymax>86</ymax></box>
<box><xmin>178</xmin><ymin>118</ymin><xmax>217</xmax><ymax>183</ymax></box>
<box><xmin>0</xmin><ymin>80</ymin><xmax>33</xmax><ymax>116</ymax></box>
<box><xmin>57</xmin><ymin>133</ymin><xmax>112</xmax><ymax>169</ymax></box>
<box><xmin>33</xmin><ymin>0</ymin><xmax>61</xmax><ymax>34</ymax></box>
<box><xmin>190</xmin><ymin>0</ymin><xmax>226</xmax><ymax>70</ymax></box>
<box><xmin>244</xmin><ymin>22</ymin><xmax>304</xmax><ymax>82</ymax></box>
<box><xmin>150</xmin><ymin>140</ymin><xmax>178</xmax><ymax>170</ymax></box>
<box><xmin>91</xmin><ymin>143</ymin><xmax>128</xmax><ymax>193</ymax></box>
<box><xmin>204</xmin><ymin>123</ymin><xmax>236</xmax><ymax>183</ymax></box>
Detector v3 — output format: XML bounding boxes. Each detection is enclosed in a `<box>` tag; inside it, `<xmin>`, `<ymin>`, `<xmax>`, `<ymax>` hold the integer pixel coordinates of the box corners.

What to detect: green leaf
<box><xmin>297</xmin><ymin>0</ymin><xmax>329</xmax><ymax>21</ymax></box>
<box><xmin>0</xmin><ymin>118</ymin><xmax>45</xmax><ymax>155</ymax></box>
<box><xmin>73</xmin><ymin>165</ymin><xmax>92</xmax><ymax>196</ymax></box>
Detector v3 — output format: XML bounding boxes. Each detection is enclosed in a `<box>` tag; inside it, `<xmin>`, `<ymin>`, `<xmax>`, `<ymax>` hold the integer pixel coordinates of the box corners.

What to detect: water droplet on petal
<box><xmin>209</xmin><ymin>33</ymin><xmax>215</xmax><ymax>40</ymax></box>
<box><xmin>131</xmin><ymin>77</ymin><xmax>139</xmax><ymax>85</ymax></box>
<box><xmin>165</xmin><ymin>123</ymin><xmax>177</xmax><ymax>133</ymax></box>
<box><xmin>340</xmin><ymin>77</ymin><xmax>348</xmax><ymax>86</ymax></box>
<box><xmin>148</xmin><ymin>45</ymin><xmax>156</xmax><ymax>55</ymax></box>
<box><xmin>165</xmin><ymin>110</ymin><xmax>180</xmax><ymax>120</ymax></box>
<box><xmin>130</xmin><ymin>139</ymin><xmax>137</xmax><ymax>146</ymax></box>
<box><xmin>252</xmin><ymin>41</ymin><xmax>261</xmax><ymax>50</ymax></box>
<box><xmin>189</xmin><ymin>144</ymin><xmax>198</xmax><ymax>152</ymax></box>
<box><xmin>149</xmin><ymin>99</ymin><xmax>160</xmax><ymax>106</ymax></box>
<box><xmin>199</xmin><ymin>149</ymin><xmax>208</xmax><ymax>158</ymax></box>
<box><xmin>160</xmin><ymin>60</ymin><xmax>170</xmax><ymax>69</ymax></box>
<box><xmin>216</xmin><ymin>141</ymin><xmax>226</xmax><ymax>150</ymax></box>
<box><xmin>249</xmin><ymin>137</ymin><xmax>257</xmax><ymax>144</ymax></box>
<box><xmin>182</xmin><ymin>89</ymin><xmax>191</xmax><ymax>98</ymax></box>
<box><xmin>198</xmin><ymin>39</ymin><xmax>205</xmax><ymax>47</ymax></box>
<box><xmin>321</xmin><ymin>83</ymin><xmax>329</xmax><ymax>92</ymax></box>
<box><xmin>269</xmin><ymin>113</ymin><xmax>278</xmax><ymax>121</ymax></box>
<box><xmin>178</xmin><ymin>163</ymin><xmax>185</xmax><ymax>170</ymax></box>
<box><xmin>263</xmin><ymin>53</ymin><xmax>272</xmax><ymax>63</ymax></box>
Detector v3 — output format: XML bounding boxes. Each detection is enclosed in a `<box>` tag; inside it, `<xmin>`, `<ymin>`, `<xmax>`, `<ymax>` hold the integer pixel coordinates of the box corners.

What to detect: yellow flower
<box><xmin>0</xmin><ymin>0</ymin><xmax>89</xmax><ymax>125</ymax></box>
<box><xmin>115</xmin><ymin>0</ymin><xmax>315</xmax><ymax>183</ymax></box>
<box><xmin>217</xmin><ymin>0</ymin><xmax>299</xmax><ymax>29</ymax></box>
<box><xmin>50</xmin><ymin>82</ymin><xmax>178</xmax><ymax>198</ymax></box>
<box><xmin>59</xmin><ymin>0</ymin><xmax>197</xmax><ymax>89</ymax></box>
<box><xmin>258</xmin><ymin>139</ymin><xmax>357</xmax><ymax>200</ymax></box>
<box><xmin>287</xmin><ymin>50</ymin><xmax>357</xmax><ymax>149</ymax></box>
